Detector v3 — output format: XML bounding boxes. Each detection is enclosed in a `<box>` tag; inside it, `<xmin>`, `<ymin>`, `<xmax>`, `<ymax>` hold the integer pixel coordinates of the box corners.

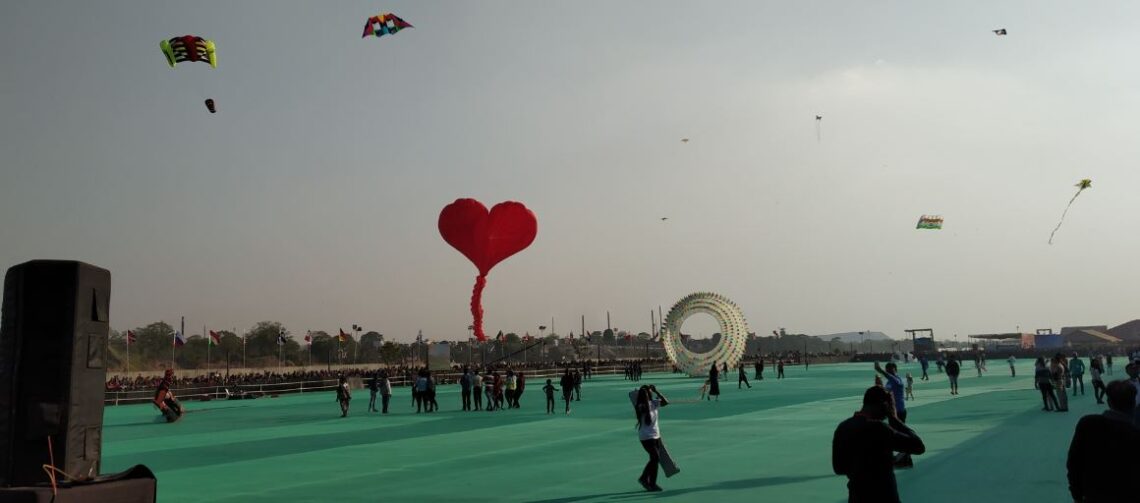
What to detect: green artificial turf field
<box><xmin>102</xmin><ymin>360</ymin><xmax>1100</xmax><ymax>502</ymax></box>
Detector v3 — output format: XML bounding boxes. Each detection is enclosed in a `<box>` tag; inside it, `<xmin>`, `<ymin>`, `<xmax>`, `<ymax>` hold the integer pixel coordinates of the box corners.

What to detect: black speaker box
<box><xmin>0</xmin><ymin>465</ymin><xmax>156</xmax><ymax>503</ymax></box>
<box><xmin>0</xmin><ymin>261</ymin><xmax>110</xmax><ymax>487</ymax></box>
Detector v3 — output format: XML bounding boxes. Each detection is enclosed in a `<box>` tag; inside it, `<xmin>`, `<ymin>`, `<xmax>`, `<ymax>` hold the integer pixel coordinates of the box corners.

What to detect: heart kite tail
<box><xmin>471</xmin><ymin>274</ymin><xmax>488</xmax><ymax>341</ymax></box>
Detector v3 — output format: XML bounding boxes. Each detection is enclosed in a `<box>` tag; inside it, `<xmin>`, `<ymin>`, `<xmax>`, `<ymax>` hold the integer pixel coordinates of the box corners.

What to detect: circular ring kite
<box><xmin>661</xmin><ymin>292</ymin><xmax>751</xmax><ymax>377</ymax></box>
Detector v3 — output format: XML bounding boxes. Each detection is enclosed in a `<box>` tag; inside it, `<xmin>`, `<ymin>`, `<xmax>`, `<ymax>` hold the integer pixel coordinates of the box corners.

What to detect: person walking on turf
<box><xmin>754</xmin><ymin>357</ymin><xmax>763</xmax><ymax>380</ymax></box>
<box><xmin>1069</xmin><ymin>353</ymin><xmax>1086</xmax><ymax>397</ymax></box>
<box><xmin>492</xmin><ymin>371</ymin><xmax>504</xmax><ymax>411</ymax></box>
<box><xmin>460</xmin><ymin>367</ymin><xmax>473</xmax><ymax>411</ymax></box>
<box><xmin>336</xmin><ymin>375</ymin><xmax>352</xmax><ymax>418</ymax></box>
<box><xmin>542</xmin><ymin>379</ymin><xmax>558</xmax><ymax>414</ymax></box>
<box><xmin>633</xmin><ymin>384</ymin><xmax>671</xmax><ymax>492</ymax></box>
<box><xmin>516</xmin><ymin>371</ymin><xmax>526</xmax><ymax>409</ymax></box>
<box><xmin>708</xmin><ymin>362</ymin><xmax>720</xmax><ymax>401</ymax></box>
<box><xmin>414</xmin><ymin>370</ymin><xmax>428</xmax><ymax>413</ymax></box>
<box><xmin>472</xmin><ymin>371</ymin><xmax>483</xmax><ymax>411</ymax></box>
<box><xmin>919</xmin><ymin>356</ymin><xmax>930</xmax><ymax>381</ymax></box>
<box><xmin>1066</xmin><ymin>380</ymin><xmax>1140</xmax><ymax>503</ymax></box>
<box><xmin>379</xmin><ymin>371</ymin><xmax>392</xmax><ymax>414</ymax></box>
<box><xmin>1106</xmin><ymin>354</ymin><xmax>1114</xmax><ymax>375</ymax></box>
<box><xmin>505</xmin><ymin>370</ymin><xmax>518</xmax><ymax>408</ymax></box>
<box><xmin>945</xmin><ymin>355</ymin><xmax>961</xmax><ymax>395</ymax></box>
<box><xmin>483</xmin><ymin>370</ymin><xmax>495</xmax><ymax>411</ymax></box>
<box><xmin>738</xmin><ymin>361</ymin><xmax>751</xmax><ymax>389</ymax></box>
<box><xmin>1090</xmin><ymin>356</ymin><xmax>1107</xmax><ymax>404</ymax></box>
<box><xmin>721</xmin><ymin>362</ymin><xmax>728</xmax><ymax>381</ymax></box>
<box><xmin>426</xmin><ymin>370</ymin><xmax>439</xmax><ymax>412</ymax></box>
<box><xmin>1035</xmin><ymin>357</ymin><xmax>1060</xmax><ymax>411</ymax></box>
<box><xmin>777</xmin><ymin>359</ymin><xmax>785</xmax><ymax>379</ymax></box>
<box><xmin>1007</xmin><ymin>355</ymin><xmax>1017</xmax><ymax>377</ymax></box>
<box><xmin>1051</xmin><ymin>354</ymin><xmax>1069</xmax><ymax>412</ymax></box>
<box><xmin>832</xmin><ymin>386</ymin><xmax>926</xmax><ymax>503</ymax></box>
<box><xmin>574</xmin><ymin>370</ymin><xmax>582</xmax><ymax>401</ymax></box>
<box><xmin>560</xmin><ymin>369</ymin><xmax>575</xmax><ymax>414</ymax></box>
<box><xmin>368</xmin><ymin>372</ymin><xmax>380</xmax><ymax>412</ymax></box>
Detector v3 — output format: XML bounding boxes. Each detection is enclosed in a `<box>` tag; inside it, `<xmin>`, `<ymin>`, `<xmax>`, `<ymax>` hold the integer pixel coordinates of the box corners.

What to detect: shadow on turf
<box><xmin>521</xmin><ymin>475</ymin><xmax>833</xmax><ymax>503</ymax></box>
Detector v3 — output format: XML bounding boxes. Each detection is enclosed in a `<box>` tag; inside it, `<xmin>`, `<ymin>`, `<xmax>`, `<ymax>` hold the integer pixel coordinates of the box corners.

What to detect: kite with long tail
<box><xmin>438</xmin><ymin>199</ymin><xmax>537</xmax><ymax>341</ymax></box>
<box><xmin>1048</xmin><ymin>179</ymin><xmax>1092</xmax><ymax>244</ymax></box>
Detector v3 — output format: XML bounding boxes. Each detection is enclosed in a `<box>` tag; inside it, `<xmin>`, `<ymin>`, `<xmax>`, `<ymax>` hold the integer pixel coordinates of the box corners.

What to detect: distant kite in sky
<box><xmin>204</xmin><ymin>99</ymin><xmax>216</xmax><ymax>113</ymax></box>
<box><xmin>680</xmin><ymin>138</ymin><xmax>689</xmax><ymax>143</ymax></box>
<box><xmin>916</xmin><ymin>215</ymin><xmax>943</xmax><ymax>230</ymax></box>
<box><xmin>160</xmin><ymin>36</ymin><xmax>217</xmax><ymax>68</ymax></box>
<box><xmin>993</xmin><ymin>29</ymin><xmax>1008</xmax><ymax>36</ymax></box>
<box><xmin>660</xmin><ymin>217</ymin><xmax>669</xmax><ymax>221</ymax></box>
<box><xmin>362</xmin><ymin>13</ymin><xmax>414</xmax><ymax>38</ymax></box>
<box><xmin>815</xmin><ymin>115</ymin><xmax>823</xmax><ymax>142</ymax></box>
<box><xmin>1048</xmin><ymin>179</ymin><xmax>1092</xmax><ymax>244</ymax></box>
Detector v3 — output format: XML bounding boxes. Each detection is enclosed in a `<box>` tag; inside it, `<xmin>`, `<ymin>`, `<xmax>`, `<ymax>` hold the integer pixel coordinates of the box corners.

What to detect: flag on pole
<box><xmin>496</xmin><ymin>330</ymin><xmax>504</xmax><ymax>342</ymax></box>
<box><xmin>416</xmin><ymin>330</ymin><xmax>424</xmax><ymax>344</ymax></box>
<box><xmin>209</xmin><ymin>330</ymin><xmax>221</xmax><ymax>346</ymax></box>
<box><xmin>338</xmin><ymin>329</ymin><xmax>349</xmax><ymax>342</ymax></box>
<box><xmin>304</xmin><ymin>331</ymin><xmax>312</xmax><ymax>346</ymax></box>
<box><xmin>127</xmin><ymin>330</ymin><xmax>136</xmax><ymax>345</ymax></box>
<box><xmin>173</xmin><ymin>331</ymin><xmax>186</xmax><ymax>347</ymax></box>
<box><xmin>277</xmin><ymin>334</ymin><xmax>287</xmax><ymax>346</ymax></box>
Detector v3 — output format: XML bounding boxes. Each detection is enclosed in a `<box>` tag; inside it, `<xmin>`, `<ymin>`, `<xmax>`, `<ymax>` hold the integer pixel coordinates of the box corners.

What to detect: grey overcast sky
<box><xmin>3</xmin><ymin>1</ymin><xmax>1139</xmax><ymax>342</ymax></box>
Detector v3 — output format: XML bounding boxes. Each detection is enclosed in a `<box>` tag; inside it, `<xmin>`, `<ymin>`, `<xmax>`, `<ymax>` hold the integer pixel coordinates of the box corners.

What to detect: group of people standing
<box><xmin>453</xmin><ymin>366</ymin><xmax>582</xmax><ymax>414</ymax></box>
<box><xmin>1033</xmin><ymin>352</ymin><xmax>1106</xmax><ymax>412</ymax></box>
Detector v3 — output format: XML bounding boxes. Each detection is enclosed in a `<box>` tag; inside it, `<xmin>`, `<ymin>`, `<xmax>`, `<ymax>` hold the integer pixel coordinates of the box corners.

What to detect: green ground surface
<box><xmin>102</xmin><ymin>360</ymin><xmax>1101</xmax><ymax>502</ymax></box>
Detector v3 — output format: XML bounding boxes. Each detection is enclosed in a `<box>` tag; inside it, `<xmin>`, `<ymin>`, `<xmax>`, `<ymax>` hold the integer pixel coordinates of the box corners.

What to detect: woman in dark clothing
<box><xmin>426</xmin><ymin>371</ymin><xmax>439</xmax><ymax>412</ymax></box>
<box><xmin>1035</xmin><ymin>357</ymin><xmax>1060</xmax><ymax>411</ymax></box>
<box><xmin>708</xmin><ymin>362</ymin><xmax>720</xmax><ymax>401</ymax></box>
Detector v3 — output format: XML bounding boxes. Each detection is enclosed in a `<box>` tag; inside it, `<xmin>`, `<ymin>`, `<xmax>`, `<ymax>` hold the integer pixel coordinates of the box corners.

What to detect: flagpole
<box><xmin>205</xmin><ymin>324</ymin><xmax>210</xmax><ymax>376</ymax></box>
<box><xmin>126</xmin><ymin>332</ymin><xmax>130</xmax><ymax>377</ymax></box>
<box><xmin>173</xmin><ymin>316</ymin><xmax>183</xmax><ymax>370</ymax></box>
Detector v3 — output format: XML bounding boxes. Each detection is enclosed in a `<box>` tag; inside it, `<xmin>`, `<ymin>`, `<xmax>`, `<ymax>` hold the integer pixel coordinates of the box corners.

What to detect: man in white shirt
<box><xmin>472</xmin><ymin>372</ymin><xmax>484</xmax><ymax>411</ymax></box>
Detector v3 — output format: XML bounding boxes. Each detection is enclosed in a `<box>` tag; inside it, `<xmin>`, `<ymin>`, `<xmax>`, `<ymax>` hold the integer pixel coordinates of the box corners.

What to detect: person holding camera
<box><xmin>633</xmin><ymin>384</ymin><xmax>670</xmax><ymax>492</ymax></box>
<box><xmin>832</xmin><ymin>386</ymin><xmax>926</xmax><ymax>502</ymax></box>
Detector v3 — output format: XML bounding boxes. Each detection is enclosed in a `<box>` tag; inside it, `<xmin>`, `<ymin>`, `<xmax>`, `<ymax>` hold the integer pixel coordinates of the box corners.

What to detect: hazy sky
<box><xmin>3</xmin><ymin>1</ymin><xmax>1140</xmax><ymax>342</ymax></box>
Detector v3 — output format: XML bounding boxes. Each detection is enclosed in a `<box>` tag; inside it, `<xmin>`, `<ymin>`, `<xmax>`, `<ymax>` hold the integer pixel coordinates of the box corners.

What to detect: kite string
<box><xmin>470</xmin><ymin>274</ymin><xmax>487</xmax><ymax>341</ymax></box>
<box><xmin>1048</xmin><ymin>189</ymin><xmax>1084</xmax><ymax>244</ymax></box>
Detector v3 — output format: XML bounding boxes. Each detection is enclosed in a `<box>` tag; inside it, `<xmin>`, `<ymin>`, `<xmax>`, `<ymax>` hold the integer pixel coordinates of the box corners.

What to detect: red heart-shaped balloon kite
<box><xmin>439</xmin><ymin>198</ymin><xmax>537</xmax><ymax>341</ymax></box>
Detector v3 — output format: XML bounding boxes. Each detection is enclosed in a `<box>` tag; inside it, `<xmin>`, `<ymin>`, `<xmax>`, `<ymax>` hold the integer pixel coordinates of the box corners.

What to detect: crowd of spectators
<box><xmin>104</xmin><ymin>358</ymin><xmax>676</xmax><ymax>392</ymax></box>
